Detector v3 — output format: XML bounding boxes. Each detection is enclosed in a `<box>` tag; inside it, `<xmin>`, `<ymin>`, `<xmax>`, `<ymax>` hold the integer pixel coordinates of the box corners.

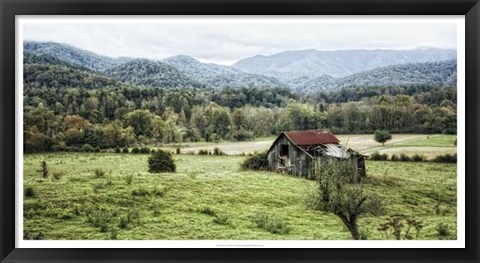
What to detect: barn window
<box><xmin>280</xmin><ymin>144</ymin><xmax>289</xmax><ymax>156</ymax></box>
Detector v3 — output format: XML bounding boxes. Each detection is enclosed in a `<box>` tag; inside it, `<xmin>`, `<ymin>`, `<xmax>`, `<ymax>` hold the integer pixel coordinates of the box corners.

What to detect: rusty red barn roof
<box><xmin>284</xmin><ymin>129</ymin><xmax>340</xmax><ymax>146</ymax></box>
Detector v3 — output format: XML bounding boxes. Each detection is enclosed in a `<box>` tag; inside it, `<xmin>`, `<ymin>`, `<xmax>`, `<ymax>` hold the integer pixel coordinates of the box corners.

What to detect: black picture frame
<box><xmin>1</xmin><ymin>0</ymin><xmax>479</xmax><ymax>262</ymax></box>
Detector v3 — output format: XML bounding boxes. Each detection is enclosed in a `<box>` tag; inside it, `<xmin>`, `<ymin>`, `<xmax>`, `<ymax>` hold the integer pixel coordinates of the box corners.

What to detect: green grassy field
<box><xmin>23</xmin><ymin>152</ymin><xmax>457</xmax><ymax>240</ymax></box>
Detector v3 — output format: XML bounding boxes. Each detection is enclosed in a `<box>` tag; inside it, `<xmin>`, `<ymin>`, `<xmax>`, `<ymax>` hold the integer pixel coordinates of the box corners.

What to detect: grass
<box><xmin>148</xmin><ymin>134</ymin><xmax>456</xmax><ymax>160</ymax></box>
<box><xmin>23</xmin><ymin>151</ymin><xmax>456</xmax><ymax>240</ymax></box>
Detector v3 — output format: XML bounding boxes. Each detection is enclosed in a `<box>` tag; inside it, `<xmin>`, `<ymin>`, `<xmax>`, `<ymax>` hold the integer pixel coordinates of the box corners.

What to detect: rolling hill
<box><xmin>298</xmin><ymin>60</ymin><xmax>457</xmax><ymax>92</ymax></box>
<box><xmin>104</xmin><ymin>59</ymin><xmax>203</xmax><ymax>88</ymax></box>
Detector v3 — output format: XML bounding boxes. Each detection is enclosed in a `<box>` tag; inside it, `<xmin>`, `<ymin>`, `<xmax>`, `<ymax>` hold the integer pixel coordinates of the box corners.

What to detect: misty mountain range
<box><xmin>23</xmin><ymin>41</ymin><xmax>457</xmax><ymax>92</ymax></box>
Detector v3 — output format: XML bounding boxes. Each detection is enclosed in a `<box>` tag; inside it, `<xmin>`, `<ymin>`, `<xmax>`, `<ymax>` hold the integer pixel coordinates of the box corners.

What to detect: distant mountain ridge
<box><xmin>23</xmin><ymin>41</ymin><xmax>457</xmax><ymax>91</ymax></box>
<box><xmin>298</xmin><ymin>60</ymin><xmax>457</xmax><ymax>93</ymax></box>
<box><xmin>163</xmin><ymin>55</ymin><xmax>285</xmax><ymax>88</ymax></box>
<box><xmin>232</xmin><ymin>48</ymin><xmax>456</xmax><ymax>82</ymax></box>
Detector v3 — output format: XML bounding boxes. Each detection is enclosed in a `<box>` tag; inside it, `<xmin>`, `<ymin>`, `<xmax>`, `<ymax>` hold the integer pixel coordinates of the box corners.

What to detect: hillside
<box><xmin>298</xmin><ymin>60</ymin><xmax>457</xmax><ymax>92</ymax></box>
<box><xmin>104</xmin><ymin>59</ymin><xmax>203</xmax><ymax>88</ymax></box>
<box><xmin>163</xmin><ymin>55</ymin><xmax>285</xmax><ymax>88</ymax></box>
<box><xmin>232</xmin><ymin>48</ymin><xmax>457</xmax><ymax>83</ymax></box>
<box><xmin>23</xmin><ymin>41</ymin><xmax>457</xmax><ymax>92</ymax></box>
<box><xmin>23</xmin><ymin>63</ymin><xmax>120</xmax><ymax>90</ymax></box>
<box><xmin>24</xmin><ymin>41</ymin><xmax>131</xmax><ymax>72</ymax></box>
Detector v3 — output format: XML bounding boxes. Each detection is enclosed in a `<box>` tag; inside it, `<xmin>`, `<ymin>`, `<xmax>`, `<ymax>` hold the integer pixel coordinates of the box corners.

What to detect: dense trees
<box><xmin>23</xmin><ymin>62</ymin><xmax>457</xmax><ymax>153</ymax></box>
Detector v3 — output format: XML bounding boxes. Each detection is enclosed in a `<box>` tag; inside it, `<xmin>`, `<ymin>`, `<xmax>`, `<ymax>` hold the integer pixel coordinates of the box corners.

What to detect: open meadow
<box><xmin>159</xmin><ymin>134</ymin><xmax>457</xmax><ymax>160</ymax></box>
<box><xmin>23</xmin><ymin>149</ymin><xmax>457</xmax><ymax>240</ymax></box>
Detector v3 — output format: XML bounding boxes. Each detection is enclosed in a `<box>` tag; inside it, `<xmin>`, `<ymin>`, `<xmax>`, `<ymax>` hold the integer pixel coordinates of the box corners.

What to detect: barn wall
<box><xmin>267</xmin><ymin>134</ymin><xmax>365</xmax><ymax>180</ymax></box>
<box><xmin>267</xmin><ymin>134</ymin><xmax>314</xmax><ymax>178</ymax></box>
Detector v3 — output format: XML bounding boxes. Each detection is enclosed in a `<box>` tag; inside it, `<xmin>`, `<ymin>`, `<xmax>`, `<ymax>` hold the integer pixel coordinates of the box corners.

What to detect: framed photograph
<box><xmin>1</xmin><ymin>0</ymin><xmax>479</xmax><ymax>262</ymax></box>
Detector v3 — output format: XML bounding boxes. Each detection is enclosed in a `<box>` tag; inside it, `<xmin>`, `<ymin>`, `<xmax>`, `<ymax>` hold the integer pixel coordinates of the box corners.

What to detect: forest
<box><xmin>24</xmin><ymin>80</ymin><xmax>456</xmax><ymax>153</ymax></box>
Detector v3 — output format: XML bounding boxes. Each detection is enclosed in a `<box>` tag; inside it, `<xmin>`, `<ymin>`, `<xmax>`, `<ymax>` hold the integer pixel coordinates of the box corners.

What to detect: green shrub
<box><xmin>390</xmin><ymin>154</ymin><xmax>399</xmax><ymax>161</ymax></box>
<box><xmin>122</xmin><ymin>147</ymin><xmax>129</xmax><ymax>153</ymax></box>
<box><xmin>124</xmin><ymin>174</ymin><xmax>133</xmax><ymax>185</ymax></box>
<box><xmin>81</xmin><ymin>144</ymin><xmax>95</xmax><ymax>152</ymax></box>
<box><xmin>93</xmin><ymin>169</ymin><xmax>106</xmax><ymax>178</ymax></box>
<box><xmin>198</xmin><ymin>149</ymin><xmax>209</xmax><ymax>155</ymax></box>
<box><xmin>176</xmin><ymin>147</ymin><xmax>181</xmax><ymax>155</ymax></box>
<box><xmin>140</xmin><ymin>147</ymin><xmax>150</xmax><ymax>154</ymax></box>
<box><xmin>436</xmin><ymin>223</ymin><xmax>450</xmax><ymax>238</ymax></box>
<box><xmin>252</xmin><ymin>212</ymin><xmax>291</xmax><ymax>235</ymax></box>
<box><xmin>370</xmin><ymin>151</ymin><xmax>388</xmax><ymax>161</ymax></box>
<box><xmin>213</xmin><ymin>147</ymin><xmax>224</xmax><ymax>156</ymax></box>
<box><xmin>241</xmin><ymin>151</ymin><xmax>268</xmax><ymax>171</ymax></box>
<box><xmin>86</xmin><ymin>210</ymin><xmax>113</xmax><ymax>233</ymax></box>
<box><xmin>232</xmin><ymin>129</ymin><xmax>254</xmax><ymax>141</ymax></box>
<box><xmin>148</xmin><ymin>150</ymin><xmax>176</xmax><ymax>173</ymax></box>
<box><xmin>131</xmin><ymin>187</ymin><xmax>150</xmax><ymax>196</ymax></box>
<box><xmin>213</xmin><ymin>214</ymin><xmax>230</xmax><ymax>225</ymax></box>
<box><xmin>52</xmin><ymin>172</ymin><xmax>64</xmax><ymax>180</ymax></box>
<box><xmin>115</xmin><ymin>147</ymin><xmax>121</xmax><ymax>153</ymax></box>
<box><xmin>152</xmin><ymin>186</ymin><xmax>166</xmax><ymax>197</ymax></box>
<box><xmin>131</xmin><ymin>147</ymin><xmax>140</xmax><ymax>154</ymax></box>
<box><xmin>399</xmin><ymin>153</ymin><xmax>411</xmax><ymax>162</ymax></box>
<box><xmin>411</xmin><ymin>154</ymin><xmax>426</xmax><ymax>162</ymax></box>
<box><xmin>199</xmin><ymin>207</ymin><xmax>216</xmax><ymax>216</ymax></box>
<box><xmin>433</xmin><ymin>154</ymin><xmax>457</xmax><ymax>163</ymax></box>
<box><xmin>24</xmin><ymin>186</ymin><xmax>36</xmax><ymax>198</ymax></box>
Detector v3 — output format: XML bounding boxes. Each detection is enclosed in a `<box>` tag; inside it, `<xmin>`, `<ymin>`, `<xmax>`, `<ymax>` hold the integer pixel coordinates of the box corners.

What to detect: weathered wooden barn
<box><xmin>267</xmin><ymin>129</ymin><xmax>366</xmax><ymax>180</ymax></box>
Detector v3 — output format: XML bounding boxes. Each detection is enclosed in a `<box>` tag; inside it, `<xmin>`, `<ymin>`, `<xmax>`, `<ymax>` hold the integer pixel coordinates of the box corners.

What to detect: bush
<box><xmin>233</xmin><ymin>129</ymin><xmax>254</xmax><ymax>141</ymax></box>
<box><xmin>122</xmin><ymin>147</ymin><xmax>129</xmax><ymax>153</ymax></box>
<box><xmin>199</xmin><ymin>207</ymin><xmax>216</xmax><ymax>216</ymax></box>
<box><xmin>213</xmin><ymin>147</ymin><xmax>225</xmax><ymax>156</ymax></box>
<box><xmin>241</xmin><ymin>151</ymin><xmax>268</xmax><ymax>171</ymax></box>
<box><xmin>411</xmin><ymin>154</ymin><xmax>426</xmax><ymax>162</ymax></box>
<box><xmin>176</xmin><ymin>147</ymin><xmax>181</xmax><ymax>155</ymax></box>
<box><xmin>148</xmin><ymin>150</ymin><xmax>176</xmax><ymax>173</ymax></box>
<box><xmin>131</xmin><ymin>147</ymin><xmax>140</xmax><ymax>154</ymax></box>
<box><xmin>115</xmin><ymin>147</ymin><xmax>121</xmax><ymax>153</ymax></box>
<box><xmin>390</xmin><ymin>154</ymin><xmax>399</xmax><ymax>161</ymax></box>
<box><xmin>52</xmin><ymin>172</ymin><xmax>64</xmax><ymax>180</ymax></box>
<box><xmin>370</xmin><ymin>151</ymin><xmax>388</xmax><ymax>161</ymax></box>
<box><xmin>140</xmin><ymin>147</ymin><xmax>150</xmax><ymax>154</ymax></box>
<box><xmin>24</xmin><ymin>186</ymin><xmax>36</xmax><ymax>198</ymax></box>
<box><xmin>212</xmin><ymin>214</ymin><xmax>230</xmax><ymax>225</ymax></box>
<box><xmin>124</xmin><ymin>174</ymin><xmax>133</xmax><ymax>185</ymax></box>
<box><xmin>93</xmin><ymin>169</ymin><xmax>106</xmax><ymax>178</ymax></box>
<box><xmin>81</xmin><ymin>144</ymin><xmax>95</xmax><ymax>152</ymax></box>
<box><xmin>399</xmin><ymin>153</ymin><xmax>411</xmax><ymax>162</ymax></box>
<box><xmin>436</xmin><ymin>223</ymin><xmax>450</xmax><ymax>238</ymax></box>
<box><xmin>198</xmin><ymin>149</ymin><xmax>209</xmax><ymax>155</ymax></box>
<box><xmin>252</xmin><ymin>212</ymin><xmax>291</xmax><ymax>235</ymax></box>
<box><xmin>432</xmin><ymin>154</ymin><xmax>457</xmax><ymax>163</ymax></box>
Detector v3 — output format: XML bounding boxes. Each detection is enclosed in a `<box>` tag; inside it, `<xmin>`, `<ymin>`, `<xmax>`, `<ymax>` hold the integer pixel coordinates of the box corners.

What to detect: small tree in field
<box><xmin>148</xmin><ymin>149</ymin><xmax>176</xmax><ymax>173</ymax></box>
<box><xmin>309</xmin><ymin>158</ymin><xmax>384</xmax><ymax>240</ymax></box>
<box><xmin>374</xmin><ymin>130</ymin><xmax>392</xmax><ymax>146</ymax></box>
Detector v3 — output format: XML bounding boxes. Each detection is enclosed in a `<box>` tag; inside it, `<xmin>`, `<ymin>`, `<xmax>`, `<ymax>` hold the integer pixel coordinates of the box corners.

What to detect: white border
<box><xmin>16</xmin><ymin>15</ymin><xmax>465</xmax><ymax>248</ymax></box>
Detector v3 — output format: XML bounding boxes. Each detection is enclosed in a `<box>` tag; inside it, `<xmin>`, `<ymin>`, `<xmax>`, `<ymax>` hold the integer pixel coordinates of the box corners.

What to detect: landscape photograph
<box><xmin>21</xmin><ymin>18</ymin><xmax>459</xmax><ymax>243</ymax></box>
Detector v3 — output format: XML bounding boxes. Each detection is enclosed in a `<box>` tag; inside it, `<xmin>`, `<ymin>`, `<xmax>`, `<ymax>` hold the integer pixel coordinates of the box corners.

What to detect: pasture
<box><xmin>159</xmin><ymin>134</ymin><xmax>457</xmax><ymax>160</ymax></box>
<box><xmin>23</xmin><ymin>151</ymin><xmax>457</xmax><ymax>240</ymax></box>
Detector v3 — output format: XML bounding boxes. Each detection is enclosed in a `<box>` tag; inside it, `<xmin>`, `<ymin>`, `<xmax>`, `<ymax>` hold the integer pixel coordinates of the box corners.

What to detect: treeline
<box><xmin>24</xmin><ymin>84</ymin><xmax>457</xmax><ymax>153</ymax></box>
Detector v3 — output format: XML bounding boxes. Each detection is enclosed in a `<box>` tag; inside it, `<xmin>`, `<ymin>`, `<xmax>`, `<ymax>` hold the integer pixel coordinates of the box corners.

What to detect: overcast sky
<box><xmin>23</xmin><ymin>19</ymin><xmax>457</xmax><ymax>65</ymax></box>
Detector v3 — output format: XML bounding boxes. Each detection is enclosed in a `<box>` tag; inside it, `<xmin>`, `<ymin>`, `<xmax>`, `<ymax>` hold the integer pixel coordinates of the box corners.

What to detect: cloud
<box><xmin>23</xmin><ymin>18</ymin><xmax>457</xmax><ymax>65</ymax></box>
